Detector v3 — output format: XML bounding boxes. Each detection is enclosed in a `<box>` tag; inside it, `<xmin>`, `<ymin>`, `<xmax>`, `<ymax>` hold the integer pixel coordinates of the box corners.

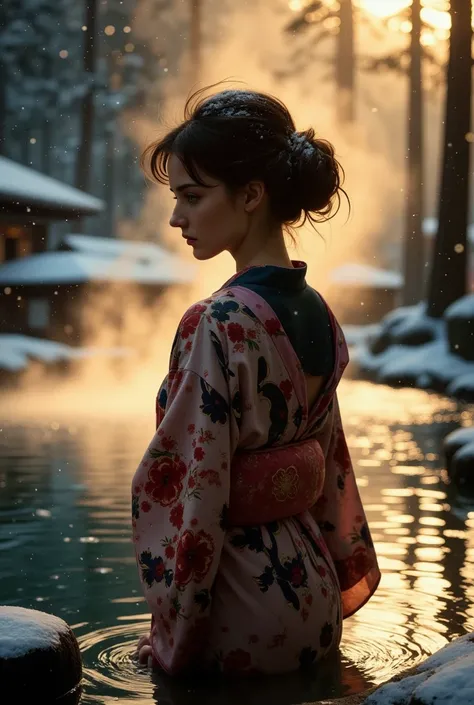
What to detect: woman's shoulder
<box><xmin>174</xmin><ymin>290</ymin><xmax>245</xmax><ymax>352</ymax></box>
<box><xmin>178</xmin><ymin>289</ymin><xmax>246</xmax><ymax>330</ymax></box>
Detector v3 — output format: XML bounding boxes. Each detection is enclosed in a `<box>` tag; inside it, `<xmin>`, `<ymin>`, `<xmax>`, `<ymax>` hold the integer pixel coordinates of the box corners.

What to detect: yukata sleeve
<box><xmin>132</xmin><ymin>305</ymin><xmax>238</xmax><ymax>674</ymax></box>
<box><xmin>311</xmin><ymin>396</ymin><xmax>381</xmax><ymax>619</ymax></box>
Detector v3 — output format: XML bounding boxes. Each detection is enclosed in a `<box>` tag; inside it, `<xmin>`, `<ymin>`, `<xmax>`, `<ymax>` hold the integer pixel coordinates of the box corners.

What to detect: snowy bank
<box><xmin>364</xmin><ymin>632</ymin><xmax>474</xmax><ymax>705</ymax></box>
<box><xmin>0</xmin><ymin>334</ymin><xmax>133</xmax><ymax>373</ymax></box>
<box><xmin>351</xmin><ymin>298</ymin><xmax>474</xmax><ymax>401</ymax></box>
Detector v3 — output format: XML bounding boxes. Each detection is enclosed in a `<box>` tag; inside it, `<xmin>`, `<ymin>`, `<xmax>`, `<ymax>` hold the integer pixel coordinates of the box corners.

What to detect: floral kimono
<box><xmin>132</xmin><ymin>261</ymin><xmax>380</xmax><ymax>676</ymax></box>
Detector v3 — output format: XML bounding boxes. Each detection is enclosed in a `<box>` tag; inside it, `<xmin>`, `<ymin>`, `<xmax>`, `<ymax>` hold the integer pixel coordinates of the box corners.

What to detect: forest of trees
<box><xmin>286</xmin><ymin>0</ymin><xmax>472</xmax><ymax>316</ymax></box>
<box><xmin>1</xmin><ymin>0</ymin><xmax>472</xmax><ymax>316</ymax></box>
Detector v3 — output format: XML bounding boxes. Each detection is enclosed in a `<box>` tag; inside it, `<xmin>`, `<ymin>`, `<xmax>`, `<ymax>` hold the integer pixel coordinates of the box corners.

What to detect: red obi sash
<box><xmin>227</xmin><ymin>438</ymin><xmax>325</xmax><ymax>526</ymax></box>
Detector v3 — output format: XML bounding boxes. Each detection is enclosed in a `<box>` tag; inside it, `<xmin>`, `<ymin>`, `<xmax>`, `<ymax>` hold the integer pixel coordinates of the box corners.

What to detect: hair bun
<box><xmin>288</xmin><ymin>129</ymin><xmax>341</xmax><ymax>219</ymax></box>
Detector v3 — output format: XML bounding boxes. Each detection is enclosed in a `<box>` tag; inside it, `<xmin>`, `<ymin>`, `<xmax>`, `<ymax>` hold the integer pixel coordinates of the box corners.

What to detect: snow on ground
<box><xmin>0</xmin><ymin>335</ymin><xmax>133</xmax><ymax>372</ymax></box>
<box><xmin>0</xmin><ymin>606</ymin><xmax>68</xmax><ymax>658</ymax></box>
<box><xmin>0</xmin><ymin>156</ymin><xmax>104</xmax><ymax>215</ymax></box>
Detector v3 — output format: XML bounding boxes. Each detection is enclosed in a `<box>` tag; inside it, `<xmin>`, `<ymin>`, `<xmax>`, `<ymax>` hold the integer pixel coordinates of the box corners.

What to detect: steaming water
<box><xmin>1</xmin><ymin>380</ymin><xmax>474</xmax><ymax>704</ymax></box>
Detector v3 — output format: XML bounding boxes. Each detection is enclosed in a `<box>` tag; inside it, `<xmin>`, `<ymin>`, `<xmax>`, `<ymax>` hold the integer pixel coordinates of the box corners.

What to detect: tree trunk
<box><xmin>189</xmin><ymin>0</ymin><xmax>201</xmax><ymax>87</ymax></box>
<box><xmin>0</xmin><ymin>61</ymin><xmax>6</xmax><ymax>157</ymax></box>
<box><xmin>336</xmin><ymin>0</ymin><xmax>355</xmax><ymax>124</ymax></box>
<box><xmin>426</xmin><ymin>0</ymin><xmax>472</xmax><ymax>317</ymax></box>
<box><xmin>402</xmin><ymin>0</ymin><xmax>424</xmax><ymax>306</ymax></box>
<box><xmin>75</xmin><ymin>0</ymin><xmax>97</xmax><ymax>194</ymax></box>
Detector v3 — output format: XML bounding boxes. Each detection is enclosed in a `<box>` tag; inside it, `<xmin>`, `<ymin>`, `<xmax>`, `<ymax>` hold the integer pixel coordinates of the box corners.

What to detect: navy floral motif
<box><xmin>200</xmin><ymin>378</ymin><xmax>229</xmax><ymax>424</ymax></box>
<box><xmin>139</xmin><ymin>551</ymin><xmax>173</xmax><ymax>588</ymax></box>
<box><xmin>210</xmin><ymin>299</ymin><xmax>240</xmax><ymax>322</ymax></box>
<box><xmin>158</xmin><ymin>387</ymin><xmax>168</xmax><ymax>411</ymax></box>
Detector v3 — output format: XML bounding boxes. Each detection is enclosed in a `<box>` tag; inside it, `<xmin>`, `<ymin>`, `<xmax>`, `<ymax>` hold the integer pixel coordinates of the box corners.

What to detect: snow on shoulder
<box><xmin>0</xmin><ymin>606</ymin><xmax>68</xmax><ymax>658</ymax></box>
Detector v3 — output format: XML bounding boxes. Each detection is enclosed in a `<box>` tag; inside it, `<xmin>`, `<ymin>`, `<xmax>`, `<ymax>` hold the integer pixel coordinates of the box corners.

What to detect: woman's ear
<box><xmin>242</xmin><ymin>181</ymin><xmax>266</xmax><ymax>213</ymax></box>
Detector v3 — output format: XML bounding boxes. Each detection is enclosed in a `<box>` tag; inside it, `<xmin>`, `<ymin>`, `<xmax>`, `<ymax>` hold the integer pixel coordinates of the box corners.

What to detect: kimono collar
<box><xmin>222</xmin><ymin>260</ymin><xmax>307</xmax><ymax>292</ymax></box>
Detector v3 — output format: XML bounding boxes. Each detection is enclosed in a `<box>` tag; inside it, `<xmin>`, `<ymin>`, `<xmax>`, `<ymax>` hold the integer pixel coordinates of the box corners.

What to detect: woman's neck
<box><xmin>232</xmin><ymin>228</ymin><xmax>293</xmax><ymax>272</ymax></box>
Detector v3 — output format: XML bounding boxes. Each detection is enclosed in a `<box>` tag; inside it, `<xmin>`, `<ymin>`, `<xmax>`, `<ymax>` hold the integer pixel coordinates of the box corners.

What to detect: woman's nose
<box><xmin>169</xmin><ymin>207</ymin><xmax>187</xmax><ymax>229</ymax></box>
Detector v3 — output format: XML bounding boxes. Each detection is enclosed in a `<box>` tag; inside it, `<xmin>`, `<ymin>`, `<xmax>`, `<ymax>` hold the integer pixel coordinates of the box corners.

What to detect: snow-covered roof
<box><xmin>61</xmin><ymin>233</ymin><xmax>177</xmax><ymax>261</ymax></box>
<box><xmin>0</xmin><ymin>156</ymin><xmax>104</xmax><ymax>218</ymax></box>
<box><xmin>0</xmin><ymin>335</ymin><xmax>133</xmax><ymax>371</ymax></box>
<box><xmin>0</xmin><ymin>235</ymin><xmax>195</xmax><ymax>286</ymax></box>
<box><xmin>329</xmin><ymin>263</ymin><xmax>403</xmax><ymax>289</ymax></box>
<box><xmin>423</xmin><ymin>216</ymin><xmax>474</xmax><ymax>245</ymax></box>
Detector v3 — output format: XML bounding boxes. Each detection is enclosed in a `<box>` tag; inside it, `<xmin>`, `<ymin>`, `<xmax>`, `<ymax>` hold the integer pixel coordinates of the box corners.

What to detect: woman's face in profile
<box><xmin>167</xmin><ymin>154</ymin><xmax>249</xmax><ymax>261</ymax></box>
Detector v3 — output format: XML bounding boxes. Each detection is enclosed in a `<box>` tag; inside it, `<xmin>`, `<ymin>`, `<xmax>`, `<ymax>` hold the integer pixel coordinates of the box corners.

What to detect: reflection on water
<box><xmin>1</xmin><ymin>380</ymin><xmax>474</xmax><ymax>704</ymax></box>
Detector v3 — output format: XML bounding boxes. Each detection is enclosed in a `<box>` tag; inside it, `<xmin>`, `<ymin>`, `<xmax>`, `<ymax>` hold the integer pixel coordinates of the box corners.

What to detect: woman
<box><xmin>132</xmin><ymin>87</ymin><xmax>380</xmax><ymax>676</ymax></box>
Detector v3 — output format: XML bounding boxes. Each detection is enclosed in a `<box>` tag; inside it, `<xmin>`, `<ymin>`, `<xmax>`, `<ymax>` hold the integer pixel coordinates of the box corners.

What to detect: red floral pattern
<box><xmin>264</xmin><ymin>318</ymin><xmax>282</xmax><ymax>336</ymax></box>
<box><xmin>144</xmin><ymin>455</ymin><xmax>187</xmax><ymax>507</ymax></box>
<box><xmin>227</xmin><ymin>322</ymin><xmax>245</xmax><ymax>343</ymax></box>
<box><xmin>174</xmin><ymin>529</ymin><xmax>215</xmax><ymax>586</ymax></box>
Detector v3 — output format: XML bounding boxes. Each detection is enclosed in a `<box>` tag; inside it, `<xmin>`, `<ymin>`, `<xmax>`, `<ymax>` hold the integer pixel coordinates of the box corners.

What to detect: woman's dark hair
<box><xmin>142</xmin><ymin>85</ymin><xmax>348</xmax><ymax>230</ymax></box>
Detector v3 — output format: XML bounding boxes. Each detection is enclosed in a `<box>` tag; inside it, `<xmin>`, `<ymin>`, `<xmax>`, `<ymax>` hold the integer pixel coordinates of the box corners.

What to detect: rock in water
<box><xmin>443</xmin><ymin>427</ymin><xmax>474</xmax><ymax>476</ymax></box>
<box><xmin>450</xmin><ymin>442</ymin><xmax>474</xmax><ymax>493</ymax></box>
<box><xmin>0</xmin><ymin>606</ymin><xmax>82</xmax><ymax>704</ymax></box>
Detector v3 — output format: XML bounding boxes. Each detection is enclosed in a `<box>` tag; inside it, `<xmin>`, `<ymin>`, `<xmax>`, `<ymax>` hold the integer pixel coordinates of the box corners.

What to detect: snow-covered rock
<box><xmin>353</xmin><ymin>303</ymin><xmax>474</xmax><ymax>398</ymax></box>
<box><xmin>445</xmin><ymin>294</ymin><xmax>474</xmax><ymax>362</ymax></box>
<box><xmin>368</xmin><ymin>304</ymin><xmax>442</xmax><ymax>355</ymax></box>
<box><xmin>450</xmin><ymin>441</ymin><xmax>474</xmax><ymax>493</ymax></box>
<box><xmin>0</xmin><ymin>606</ymin><xmax>81</xmax><ymax>703</ymax></box>
<box><xmin>364</xmin><ymin>671</ymin><xmax>432</xmax><ymax>705</ymax></box>
<box><xmin>411</xmin><ymin>653</ymin><xmax>474</xmax><ymax>705</ymax></box>
<box><xmin>443</xmin><ymin>427</ymin><xmax>474</xmax><ymax>473</ymax></box>
<box><xmin>446</xmin><ymin>373</ymin><xmax>474</xmax><ymax>402</ymax></box>
<box><xmin>355</xmin><ymin>336</ymin><xmax>473</xmax><ymax>394</ymax></box>
<box><xmin>364</xmin><ymin>632</ymin><xmax>474</xmax><ymax>705</ymax></box>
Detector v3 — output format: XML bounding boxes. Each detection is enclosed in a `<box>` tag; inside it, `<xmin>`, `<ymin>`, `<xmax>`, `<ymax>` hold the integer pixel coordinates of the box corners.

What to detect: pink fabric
<box><xmin>229</xmin><ymin>437</ymin><xmax>325</xmax><ymax>526</ymax></box>
<box><xmin>132</xmin><ymin>268</ymin><xmax>380</xmax><ymax>676</ymax></box>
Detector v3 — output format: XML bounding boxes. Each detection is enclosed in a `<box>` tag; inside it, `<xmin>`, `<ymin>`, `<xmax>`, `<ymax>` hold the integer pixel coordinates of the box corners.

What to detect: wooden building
<box><xmin>0</xmin><ymin>233</ymin><xmax>195</xmax><ymax>347</ymax></box>
<box><xmin>0</xmin><ymin>155</ymin><xmax>104</xmax><ymax>264</ymax></box>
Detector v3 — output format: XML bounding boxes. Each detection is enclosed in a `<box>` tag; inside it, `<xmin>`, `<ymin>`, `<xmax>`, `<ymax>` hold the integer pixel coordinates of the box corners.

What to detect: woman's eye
<box><xmin>186</xmin><ymin>194</ymin><xmax>199</xmax><ymax>204</ymax></box>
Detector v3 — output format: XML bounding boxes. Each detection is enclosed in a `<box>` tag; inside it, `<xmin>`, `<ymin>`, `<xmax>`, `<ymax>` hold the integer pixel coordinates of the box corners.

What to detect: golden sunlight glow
<box><xmin>289</xmin><ymin>1</ymin><xmax>473</xmax><ymax>36</ymax></box>
<box><xmin>356</xmin><ymin>0</ymin><xmax>410</xmax><ymax>17</ymax></box>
